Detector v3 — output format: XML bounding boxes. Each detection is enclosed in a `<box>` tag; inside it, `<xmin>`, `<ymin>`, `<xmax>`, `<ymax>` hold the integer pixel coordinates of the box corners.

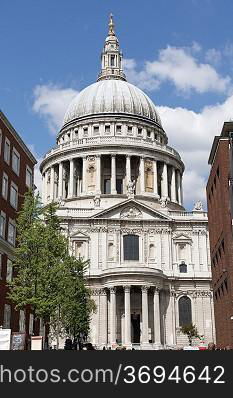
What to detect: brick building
<box><xmin>207</xmin><ymin>121</ymin><xmax>233</xmax><ymax>349</ymax></box>
<box><xmin>0</xmin><ymin>110</ymin><xmax>38</xmax><ymax>345</ymax></box>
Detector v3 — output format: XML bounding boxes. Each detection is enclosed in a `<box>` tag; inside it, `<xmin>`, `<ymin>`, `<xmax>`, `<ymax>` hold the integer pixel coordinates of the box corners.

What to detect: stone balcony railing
<box><xmin>43</xmin><ymin>135</ymin><xmax>181</xmax><ymax>161</ymax></box>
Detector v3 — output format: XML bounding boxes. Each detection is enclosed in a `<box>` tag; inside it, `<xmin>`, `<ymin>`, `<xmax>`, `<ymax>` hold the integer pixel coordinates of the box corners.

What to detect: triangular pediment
<box><xmin>172</xmin><ymin>233</ymin><xmax>192</xmax><ymax>242</ymax></box>
<box><xmin>92</xmin><ymin>199</ymin><xmax>172</xmax><ymax>221</ymax></box>
<box><xmin>70</xmin><ymin>230</ymin><xmax>89</xmax><ymax>239</ymax></box>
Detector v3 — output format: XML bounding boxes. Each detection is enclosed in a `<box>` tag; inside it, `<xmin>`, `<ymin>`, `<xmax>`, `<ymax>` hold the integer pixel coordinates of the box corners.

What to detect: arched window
<box><xmin>108</xmin><ymin>242</ymin><xmax>114</xmax><ymax>260</ymax></box>
<box><xmin>179</xmin><ymin>262</ymin><xmax>187</xmax><ymax>273</ymax></box>
<box><xmin>123</xmin><ymin>234</ymin><xmax>139</xmax><ymax>261</ymax></box>
<box><xmin>179</xmin><ymin>296</ymin><xmax>192</xmax><ymax>327</ymax></box>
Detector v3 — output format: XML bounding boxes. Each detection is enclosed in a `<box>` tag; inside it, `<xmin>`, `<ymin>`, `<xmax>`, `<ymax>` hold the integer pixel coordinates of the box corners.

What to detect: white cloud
<box><xmin>158</xmin><ymin>95</ymin><xmax>233</xmax><ymax>208</ymax></box>
<box><xmin>33</xmin><ymin>84</ymin><xmax>78</xmax><ymax>134</ymax></box>
<box><xmin>205</xmin><ymin>48</ymin><xmax>222</xmax><ymax>66</ymax></box>
<box><xmin>125</xmin><ymin>45</ymin><xmax>231</xmax><ymax>94</ymax></box>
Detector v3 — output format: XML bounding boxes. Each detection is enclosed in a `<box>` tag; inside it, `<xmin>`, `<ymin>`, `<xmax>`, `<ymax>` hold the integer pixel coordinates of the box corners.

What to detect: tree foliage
<box><xmin>8</xmin><ymin>190</ymin><xmax>95</xmax><ymax>340</ymax></box>
<box><xmin>181</xmin><ymin>323</ymin><xmax>200</xmax><ymax>346</ymax></box>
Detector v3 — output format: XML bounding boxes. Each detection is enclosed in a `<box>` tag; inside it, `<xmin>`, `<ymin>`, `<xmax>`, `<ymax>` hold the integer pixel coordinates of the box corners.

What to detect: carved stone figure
<box><xmin>127</xmin><ymin>179</ymin><xmax>135</xmax><ymax>195</ymax></box>
<box><xmin>159</xmin><ymin>197</ymin><xmax>168</xmax><ymax>208</ymax></box>
<box><xmin>94</xmin><ymin>195</ymin><xmax>101</xmax><ymax>207</ymax></box>
<box><xmin>193</xmin><ymin>200</ymin><xmax>203</xmax><ymax>211</ymax></box>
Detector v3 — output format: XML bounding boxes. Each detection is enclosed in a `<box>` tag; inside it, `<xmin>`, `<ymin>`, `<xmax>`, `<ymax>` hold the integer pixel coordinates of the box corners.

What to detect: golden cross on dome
<box><xmin>108</xmin><ymin>13</ymin><xmax>115</xmax><ymax>35</ymax></box>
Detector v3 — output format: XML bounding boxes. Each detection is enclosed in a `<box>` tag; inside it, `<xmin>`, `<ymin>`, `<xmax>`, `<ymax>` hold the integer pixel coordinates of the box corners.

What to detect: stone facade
<box><xmin>40</xmin><ymin>16</ymin><xmax>215</xmax><ymax>349</ymax></box>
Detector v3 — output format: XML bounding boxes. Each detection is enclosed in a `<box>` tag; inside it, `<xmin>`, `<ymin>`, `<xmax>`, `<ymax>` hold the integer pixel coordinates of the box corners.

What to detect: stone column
<box><xmin>161</xmin><ymin>162</ymin><xmax>168</xmax><ymax>198</ymax></box>
<box><xmin>140</xmin><ymin>156</ymin><xmax>145</xmax><ymax>194</ymax></box>
<box><xmin>126</xmin><ymin>155</ymin><xmax>131</xmax><ymax>184</ymax></box>
<box><xmin>99</xmin><ymin>288</ymin><xmax>108</xmax><ymax>347</ymax></box>
<box><xmin>58</xmin><ymin>162</ymin><xmax>63</xmax><ymax>198</ymax></box>
<box><xmin>153</xmin><ymin>160</ymin><xmax>158</xmax><ymax>196</ymax></box>
<box><xmin>141</xmin><ymin>286</ymin><xmax>149</xmax><ymax>345</ymax></box>
<box><xmin>68</xmin><ymin>159</ymin><xmax>74</xmax><ymax>198</ymax></box>
<box><xmin>180</xmin><ymin>173</ymin><xmax>183</xmax><ymax>206</ymax></box>
<box><xmin>50</xmin><ymin>166</ymin><xmax>55</xmax><ymax>202</ymax></box>
<box><xmin>110</xmin><ymin>287</ymin><xmax>117</xmax><ymax>344</ymax></box>
<box><xmin>82</xmin><ymin>156</ymin><xmax>87</xmax><ymax>194</ymax></box>
<box><xmin>111</xmin><ymin>155</ymin><xmax>117</xmax><ymax>194</ymax></box>
<box><xmin>177</xmin><ymin>171</ymin><xmax>181</xmax><ymax>205</ymax></box>
<box><xmin>95</xmin><ymin>155</ymin><xmax>101</xmax><ymax>194</ymax></box>
<box><xmin>171</xmin><ymin>167</ymin><xmax>176</xmax><ymax>202</ymax></box>
<box><xmin>124</xmin><ymin>286</ymin><xmax>131</xmax><ymax>346</ymax></box>
<box><xmin>153</xmin><ymin>287</ymin><xmax>161</xmax><ymax>345</ymax></box>
<box><xmin>42</xmin><ymin>173</ymin><xmax>46</xmax><ymax>204</ymax></box>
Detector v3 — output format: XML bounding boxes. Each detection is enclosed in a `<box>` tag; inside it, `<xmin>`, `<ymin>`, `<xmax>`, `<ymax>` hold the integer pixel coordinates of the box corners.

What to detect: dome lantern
<box><xmin>97</xmin><ymin>14</ymin><xmax>126</xmax><ymax>82</ymax></box>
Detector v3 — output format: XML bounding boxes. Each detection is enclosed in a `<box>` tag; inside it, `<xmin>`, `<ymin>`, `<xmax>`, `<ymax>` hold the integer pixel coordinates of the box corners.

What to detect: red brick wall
<box><xmin>0</xmin><ymin>116</ymin><xmax>39</xmax><ymax>343</ymax></box>
<box><xmin>207</xmin><ymin>138</ymin><xmax>233</xmax><ymax>348</ymax></box>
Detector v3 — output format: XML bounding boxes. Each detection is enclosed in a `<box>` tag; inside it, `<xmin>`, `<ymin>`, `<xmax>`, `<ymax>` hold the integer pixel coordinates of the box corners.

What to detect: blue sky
<box><xmin>1</xmin><ymin>0</ymin><xmax>233</xmax><ymax>209</ymax></box>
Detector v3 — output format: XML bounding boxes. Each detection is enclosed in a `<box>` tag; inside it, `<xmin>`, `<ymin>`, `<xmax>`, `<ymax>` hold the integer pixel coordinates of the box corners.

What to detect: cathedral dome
<box><xmin>63</xmin><ymin>79</ymin><xmax>162</xmax><ymax>126</ymax></box>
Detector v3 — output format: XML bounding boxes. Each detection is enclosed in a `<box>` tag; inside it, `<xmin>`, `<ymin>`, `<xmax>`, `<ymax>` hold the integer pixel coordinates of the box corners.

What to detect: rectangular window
<box><xmin>110</xmin><ymin>55</ymin><xmax>115</xmax><ymax>66</ymax></box>
<box><xmin>26</xmin><ymin>166</ymin><xmax>33</xmax><ymax>188</ymax></box>
<box><xmin>147</xmin><ymin>130</ymin><xmax>151</xmax><ymax>138</ymax></box>
<box><xmin>116</xmin><ymin>178</ymin><xmax>123</xmax><ymax>194</ymax></box>
<box><xmin>116</xmin><ymin>125</ymin><xmax>122</xmax><ymax>133</ymax></box>
<box><xmin>0</xmin><ymin>129</ymin><xmax>2</xmax><ymax>156</ymax></box>
<box><xmin>8</xmin><ymin>220</ymin><xmax>16</xmax><ymax>246</ymax></box>
<box><xmin>123</xmin><ymin>234</ymin><xmax>139</xmax><ymax>261</ymax></box>
<box><xmin>12</xmin><ymin>148</ymin><xmax>20</xmax><ymax>175</ymax></box>
<box><xmin>93</xmin><ymin>126</ymin><xmax>99</xmax><ymax>135</ymax></box>
<box><xmin>10</xmin><ymin>183</ymin><xmax>18</xmax><ymax>209</ymax></box>
<box><xmin>0</xmin><ymin>211</ymin><xmax>6</xmax><ymax>238</ymax></box>
<box><xmin>3</xmin><ymin>304</ymin><xmax>11</xmax><ymax>329</ymax></box>
<box><xmin>2</xmin><ymin>173</ymin><xmax>8</xmax><ymax>199</ymax></box>
<box><xmin>104</xmin><ymin>179</ymin><xmax>111</xmax><ymax>194</ymax></box>
<box><xmin>83</xmin><ymin>127</ymin><xmax>88</xmax><ymax>136</ymax></box>
<box><xmin>137</xmin><ymin>128</ymin><xmax>142</xmax><ymax>135</ymax></box>
<box><xmin>0</xmin><ymin>253</ymin><xmax>2</xmax><ymax>279</ymax></box>
<box><xmin>6</xmin><ymin>259</ymin><xmax>13</xmax><ymax>282</ymax></box>
<box><xmin>105</xmin><ymin>125</ymin><xmax>110</xmax><ymax>133</ymax></box>
<box><xmin>4</xmin><ymin>137</ymin><xmax>10</xmax><ymax>164</ymax></box>
<box><xmin>127</xmin><ymin>126</ymin><xmax>133</xmax><ymax>134</ymax></box>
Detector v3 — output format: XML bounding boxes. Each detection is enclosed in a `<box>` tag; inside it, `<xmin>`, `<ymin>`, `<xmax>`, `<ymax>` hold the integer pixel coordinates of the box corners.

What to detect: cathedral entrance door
<box><xmin>131</xmin><ymin>313</ymin><xmax>140</xmax><ymax>343</ymax></box>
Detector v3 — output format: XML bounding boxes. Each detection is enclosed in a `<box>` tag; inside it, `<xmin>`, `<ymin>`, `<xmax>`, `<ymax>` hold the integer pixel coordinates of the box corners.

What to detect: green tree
<box><xmin>8</xmin><ymin>192</ymin><xmax>95</xmax><ymax>345</ymax></box>
<box><xmin>181</xmin><ymin>323</ymin><xmax>200</xmax><ymax>346</ymax></box>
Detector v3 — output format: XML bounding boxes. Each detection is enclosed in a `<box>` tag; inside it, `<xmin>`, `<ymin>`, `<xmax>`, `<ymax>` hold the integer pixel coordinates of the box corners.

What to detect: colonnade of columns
<box><xmin>96</xmin><ymin>285</ymin><xmax>161</xmax><ymax>347</ymax></box>
<box><xmin>42</xmin><ymin>154</ymin><xmax>183</xmax><ymax>205</ymax></box>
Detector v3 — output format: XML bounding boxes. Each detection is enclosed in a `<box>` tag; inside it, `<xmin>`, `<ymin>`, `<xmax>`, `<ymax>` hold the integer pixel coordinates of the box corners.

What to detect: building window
<box><xmin>0</xmin><ymin>211</ymin><xmax>6</xmax><ymax>239</ymax></box>
<box><xmin>179</xmin><ymin>261</ymin><xmax>187</xmax><ymax>273</ymax></box>
<box><xmin>105</xmin><ymin>125</ymin><xmax>110</xmax><ymax>133</ymax></box>
<box><xmin>179</xmin><ymin>296</ymin><xmax>192</xmax><ymax>327</ymax></box>
<box><xmin>116</xmin><ymin>125</ymin><xmax>122</xmax><ymax>133</ymax></box>
<box><xmin>10</xmin><ymin>182</ymin><xmax>18</xmax><ymax>209</ymax></box>
<box><xmin>116</xmin><ymin>179</ymin><xmax>123</xmax><ymax>194</ymax></box>
<box><xmin>0</xmin><ymin>129</ymin><xmax>2</xmax><ymax>155</ymax></box>
<box><xmin>19</xmin><ymin>310</ymin><xmax>26</xmax><ymax>332</ymax></box>
<box><xmin>83</xmin><ymin>127</ymin><xmax>88</xmax><ymax>136</ymax></box>
<box><xmin>12</xmin><ymin>148</ymin><xmax>20</xmax><ymax>175</ymax></box>
<box><xmin>8</xmin><ymin>220</ymin><xmax>16</xmax><ymax>246</ymax></box>
<box><xmin>137</xmin><ymin>127</ymin><xmax>142</xmax><ymax>135</ymax></box>
<box><xmin>3</xmin><ymin>304</ymin><xmax>11</xmax><ymax>329</ymax></box>
<box><xmin>123</xmin><ymin>234</ymin><xmax>139</xmax><ymax>261</ymax></box>
<box><xmin>26</xmin><ymin>166</ymin><xmax>33</xmax><ymax>188</ymax></box>
<box><xmin>93</xmin><ymin>125</ymin><xmax>99</xmax><ymax>135</ymax></box>
<box><xmin>104</xmin><ymin>179</ymin><xmax>111</xmax><ymax>194</ymax></box>
<box><xmin>0</xmin><ymin>253</ymin><xmax>2</xmax><ymax>279</ymax></box>
<box><xmin>110</xmin><ymin>55</ymin><xmax>115</xmax><ymax>66</ymax></box>
<box><xmin>147</xmin><ymin>130</ymin><xmax>151</xmax><ymax>138</ymax></box>
<box><xmin>6</xmin><ymin>259</ymin><xmax>13</xmax><ymax>282</ymax></box>
<box><xmin>127</xmin><ymin>126</ymin><xmax>133</xmax><ymax>134</ymax></box>
<box><xmin>4</xmin><ymin>137</ymin><xmax>10</xmax><ymax>164</ymax></box>
<box><xmin>2</xmin><ymin>173</ymin><xmax>8</xmax><ymax>199</ymax></box>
